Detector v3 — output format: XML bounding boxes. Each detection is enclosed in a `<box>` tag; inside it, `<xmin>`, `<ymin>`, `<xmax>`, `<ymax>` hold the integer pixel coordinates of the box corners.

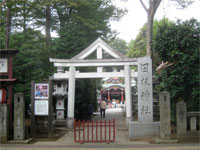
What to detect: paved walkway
<box><xmin>1</xmin><ymin>105</ymin><xmax>200</xmax><ymax>149</ymax></box>
<box><xmin>34</xmin><ymin>105</ymin><xmax>145</xmax><ymax>146</ymax></box>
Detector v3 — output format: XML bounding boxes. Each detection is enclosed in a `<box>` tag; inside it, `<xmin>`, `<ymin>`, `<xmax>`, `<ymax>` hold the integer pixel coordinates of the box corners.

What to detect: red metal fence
<box><xmin>74</xmin><ymin>119</ymin><xmax>115</xmax><ymax>143</ymax></box>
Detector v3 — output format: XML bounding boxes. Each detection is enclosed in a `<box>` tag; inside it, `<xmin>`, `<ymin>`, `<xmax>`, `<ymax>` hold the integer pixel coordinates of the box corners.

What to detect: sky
<box><xmin>110</xmin><ymin>0</ymin><xmax>200</xmax><ymax>43</ymax></box>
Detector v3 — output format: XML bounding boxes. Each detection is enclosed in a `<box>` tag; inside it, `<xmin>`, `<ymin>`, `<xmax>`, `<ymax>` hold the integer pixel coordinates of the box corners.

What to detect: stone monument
<box><xmin>129</xmin><ymin>56</ymin><xmax>160</xmax><ymax>138</ymax></box>
<box><xmin>159</xmin><ymin>91</ymin><xmax>171</xmax><ymax>140</ymax></box>
<box><xmin>14</xmin><ymin>93</ymin><xmax>25</xmax><ymax>141</ymax></box>
<box><xmin>138</xmin><ymin>56</ymin><xmax>153</xmax><ymax>122</ymax></box>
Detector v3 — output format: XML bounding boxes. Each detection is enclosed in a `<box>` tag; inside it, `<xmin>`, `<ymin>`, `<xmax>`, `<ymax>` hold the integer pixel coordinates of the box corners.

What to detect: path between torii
<box><xmin>34</xmin><ymin>105</ymin><xmax>149</xmax><ymax>146</ymax></box>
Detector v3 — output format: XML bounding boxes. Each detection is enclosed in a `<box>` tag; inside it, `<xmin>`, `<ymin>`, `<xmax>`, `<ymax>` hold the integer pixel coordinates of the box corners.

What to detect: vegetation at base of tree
<box><xmin>154</xmin><ymin>18</ymin><xmax>200</xmax><ymax>122</ymax></box>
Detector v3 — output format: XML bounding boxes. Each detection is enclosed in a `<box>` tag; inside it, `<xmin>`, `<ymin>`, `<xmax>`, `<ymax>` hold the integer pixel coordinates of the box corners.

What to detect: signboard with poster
<box><xmin>31</xmin><ymin>80</ymin><xmax>53</xmax><ymax>138</ymax></box>
<box><xmin>35</xmin><ymin>83</ymin><xmax>49</xmax><ymax>99</ymax></box>
<box><xmin>0</xmin><ymin>58</ymin><xmax>8</xmax><ymax>73</ymax></box>
<box><xmin>34</xmin><ymin>100</ymin><xmax>49</xmax><ymax>115</ymax></box>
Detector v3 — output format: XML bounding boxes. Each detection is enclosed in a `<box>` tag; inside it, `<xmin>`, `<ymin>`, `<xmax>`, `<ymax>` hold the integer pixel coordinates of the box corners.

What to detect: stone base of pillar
<box><xmin>126</xmin><ymin>117</ymin><xmax>133</xmax><ymax>129</ymax></box>
<box><xmin>66</xmin><ymin>118</ymin><xmax>75</xmax><ymax>129</ymax></box>
<box><xmin>54</xmin><ymin>119</ymin><xmax>66</xmax><ymax>127</ymax></box>
<box><xmin>129</xmin><ymin>121</ymin><xmax>160</xmax><ymax>139</ymax></box>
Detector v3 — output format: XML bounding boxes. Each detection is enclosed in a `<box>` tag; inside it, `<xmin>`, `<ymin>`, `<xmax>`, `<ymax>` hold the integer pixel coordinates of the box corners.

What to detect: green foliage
<box><xmin>109</xmin><ymin>37</ymin><xmax>128</xmax><ymax>55</ymax></box>
<box><xmin>127</xmin><ymin>18</ymin><xmax>173</xmax><ymax>58</ymax></box>
<box><xmin>9</xmin><ymin>29</ymin><xmax>53</xmax><ymax>115</ymax></box>
<box><xmin>154</xmin><ymin>19</ymin><xmax>200</xmax><ymax>113</ymax></box>
<box><xmin>0</xmin><ymin>0</ymin><xmax>126</xmax><ymax>119</ymax></box>
<box><xmin>126</xmin><ymin>24</ymin><xmax>146</xmax><ymax>58</ymax></box>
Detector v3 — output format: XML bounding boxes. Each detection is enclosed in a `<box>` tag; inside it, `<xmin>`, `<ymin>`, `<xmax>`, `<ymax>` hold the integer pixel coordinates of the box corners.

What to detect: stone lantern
<box><xmin>52</xmin><ymin>81</ymin><xmax>67</xmax><ymax>125</ymax></box>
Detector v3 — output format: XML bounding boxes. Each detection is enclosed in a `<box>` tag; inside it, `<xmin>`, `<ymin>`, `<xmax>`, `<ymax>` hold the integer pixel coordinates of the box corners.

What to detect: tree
<box><xmin>52</xmin><ymin>0</ymin><xmax>126</xmax><ymax>59</ymax></box>
<box><xmin>139</xmin><ymin>0</ymin><xmax>195</xmax><ymax>57</ymax></box>
<box><xmin>5</xmin><ymin>0</ymin><xmax>12</xmax><ymax>49</ymax></box>
<box><xmin>10</xmin><ymin>29</ymin><xmax>51</xmax><ymax>114</ymax></box>
<box><xmin>139</xmin><ymin>0</ymin><xmax>161</xmax><ymax>57</ymax></box>
<box><xmin>154</xmin><ymin>19</ymin><xmax>200</xmax><ymax>118</ymax></box>
<box><xmin>127</xmin><ymin>24</ymin><xmax>146</xmax><ymax>58</ymax></box>
<box><xmin>1</xmin><ymin>0</ymin><xmax>126</xmax><ymax>119</ymax></box>
<box><xmin>109</xmin><ymin>38</ymin><xmax>128</xmax><ymax>55</ymax></box>
<box><xmin>127</xmin><ymin>18</ymin><xmax>173</xmax><ymax>58</ymax></box>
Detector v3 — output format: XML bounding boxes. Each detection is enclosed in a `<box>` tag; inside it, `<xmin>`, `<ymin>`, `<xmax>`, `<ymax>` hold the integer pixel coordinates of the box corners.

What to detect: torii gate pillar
<box><xmin>66</xmin><ymin>66</ymin><xmax>76</xmax><ymax>128</ymax></box>
<box><xmin>124</xmin><ymin>65</ymin><xmax>133</xmax><ymax>127</ymax></box>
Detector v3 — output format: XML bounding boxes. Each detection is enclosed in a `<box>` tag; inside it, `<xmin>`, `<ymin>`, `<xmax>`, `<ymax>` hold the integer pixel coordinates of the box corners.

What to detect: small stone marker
<box><xmin>190</xmin><ymin>117</ymin><xmax>196</xmax><ymax>131</ymax></box>
<box><xmin>0</xmin><ymin>104</ymin><xmax>9</xmax><ymax>143</ymax></box>
<box><xmin>138</xmin><ymin>56</ymin><xmax>153</xmax><ymax>122</ymax></box>
<box><xmin>159</xmin><ymin>91</ymin><xmax>171</xmax><ymax>140</ymax></box>
<box><xmin>176</xmin><ymin>102</ymin><xmax>187</xmax><ymax>136</ymax></box>
<box><xmin>14</xmin><ymin>93</ymin><xmax>25</xmax><ymax>141</ymax></box>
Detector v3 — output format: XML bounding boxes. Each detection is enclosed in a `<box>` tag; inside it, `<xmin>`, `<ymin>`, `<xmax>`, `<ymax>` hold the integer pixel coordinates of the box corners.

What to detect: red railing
<box><xmin>74</xmin><ymin>119</ymin><xmax>115</xmax><ymax>144</ymax></box>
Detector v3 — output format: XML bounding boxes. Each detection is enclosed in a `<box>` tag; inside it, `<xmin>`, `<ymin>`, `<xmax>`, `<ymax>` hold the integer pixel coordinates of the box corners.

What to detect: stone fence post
<box><xmin>159</xmin><ymin>91</ymin><xmax>171</xmax><ymax>140</ymax></box>
<box><xmin>0</xmin><ymin>104</ymin><xmax>9</xmax><ymax>143</ymax></box>
<box><xmin>14</xmin><ymin>93</ymin><xmax>25</xmax><ymax>141</ymax></box>
<box><xmin>176</xmin><ymin>102</ymin><xmax>187</xmax><ymax>136</ymax></box>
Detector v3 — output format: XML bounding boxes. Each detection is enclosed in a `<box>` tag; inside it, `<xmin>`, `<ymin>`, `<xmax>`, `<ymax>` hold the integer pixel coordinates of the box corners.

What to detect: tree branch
<box><xmin>140</xmin><ymin>0</ymin><xmax>148</xmax><ymax>13</ymax></box>
<box><xmin>153</xmin><ymin>0</ymin><xmax>161</xmax><ymax>14</ymax></box>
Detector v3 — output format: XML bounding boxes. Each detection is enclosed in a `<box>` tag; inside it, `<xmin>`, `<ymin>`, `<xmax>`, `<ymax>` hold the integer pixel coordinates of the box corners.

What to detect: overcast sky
<box><xmin>111</xmin><ymin>0</ymin><xmax>200</xmax><ymax>43</ymax></box>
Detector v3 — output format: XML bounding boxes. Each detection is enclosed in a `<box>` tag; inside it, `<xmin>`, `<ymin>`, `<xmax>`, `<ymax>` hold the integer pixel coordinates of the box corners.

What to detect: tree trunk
<box><xmin>45</xmin><ymin>5</ymin><xmax>51</xmax><ymax>47</ymax></box>
<box><xmin>5</xmin><ymin>0</ymin><xmax>12</xmax><ymax>49</ymax></box>
<box><xmin>22</xmin><ymin>1</ymin><xmax>27</xmax><ymax>34</ymax></box>
<box><xmin>140</xmin><ymin>0</ymin><xmax>161</xmax><ymax>57</ymax></box>
<box><xmin>146</xmin><ymin>13</ymin><xmax>153</xmax><ymax>57</ymax></box>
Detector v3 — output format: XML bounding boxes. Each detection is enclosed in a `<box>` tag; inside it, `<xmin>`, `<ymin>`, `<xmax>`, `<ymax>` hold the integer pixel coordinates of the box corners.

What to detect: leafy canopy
<box><xmin>154</xmin><ymin>18</ymin><xmax>200</xmax><ymax>112</ymax></box>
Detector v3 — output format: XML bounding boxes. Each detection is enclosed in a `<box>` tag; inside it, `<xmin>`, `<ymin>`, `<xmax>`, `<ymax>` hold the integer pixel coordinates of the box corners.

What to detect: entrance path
<box><xmin>2</xmin><ymin>105</ymin><xmax>199</xmax><ymax>150</ymax></box>
<box><xmin>33</xmin><ymin>104</ymin><xmax>148</xmax><ymax>146</ymax></box>
<box><xmin>92</xmin><ymin>104</ymin><xmax>149</xmax><ymax>145</ymax></box>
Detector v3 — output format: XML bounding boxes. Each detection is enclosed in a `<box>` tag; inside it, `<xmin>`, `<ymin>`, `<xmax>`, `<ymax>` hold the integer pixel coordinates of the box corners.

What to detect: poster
<box><xmin>0</xmin><ymin>58</ymin><xmax>8</xmax><ymax>73</ymax></box>
<box><xmin>35</xmin><ymin>83</ymin><xmax>49</xmax><ymax>99</ymax></box>
<box><xmin>34</xmin><ymin>100</ymin><xmax>48</xmax><ymax>115</ymax></box>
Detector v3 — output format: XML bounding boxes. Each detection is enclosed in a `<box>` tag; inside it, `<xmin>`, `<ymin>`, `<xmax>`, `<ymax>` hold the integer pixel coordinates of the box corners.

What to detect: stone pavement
<box><xmin>33</xmin><ymin>105</ymin><xmax>146</xmax><ymax>146</ymax></box>
<box><xmin>1</xmin><ymin>105</ymin><xmax>200</xmax><ymax>150</ymax></box>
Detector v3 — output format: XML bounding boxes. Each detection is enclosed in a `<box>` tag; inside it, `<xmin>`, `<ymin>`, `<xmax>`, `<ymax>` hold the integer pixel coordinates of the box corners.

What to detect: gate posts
<box><xmin>124</xmin><ymin>65</ymin><xmax>132</xmax><ymax>126</ymax></box>
<box><xmin>67</xmin><ymin>66</ymin><xmax>76</xmax><ymax>128</ymax></box>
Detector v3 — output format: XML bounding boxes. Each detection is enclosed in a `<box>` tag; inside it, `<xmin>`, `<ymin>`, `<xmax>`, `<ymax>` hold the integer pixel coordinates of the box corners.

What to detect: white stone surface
<box><xmin>53</xmin><ymin>71</ymin><xmax>137</xmax><ymax>79</ymax></box>
<box><xmin>129</xmin><ymin>121</ymin><xmax>160</xmax><ymax>138</ymax></box>
<box><xmin>67</xmin><ymin>66</ymin><xmax>76</xmax><ymax>118</ymax></box>
<box><xmin>137</xmin><ymin>57</ymin><xmax>153</xmax><ymax>122</ymax></box>
<box><xmin>56</xmin><ymin>100</ymin><xmax>64</xmax><ymax>109</ymax></box>
<box><xmin>56</xmin><ymin>110</ymin><xmax>65</xmax><ymax>120</ymax></box>
<box><xmin>97</xmin><ymin>46</ymin><xmax>103</xmax><ymax>72</ymax></box>
<box><xmin>125</xmin><ymin>65</ymin><xmax>132</xmax><ymax>118</ymax></box>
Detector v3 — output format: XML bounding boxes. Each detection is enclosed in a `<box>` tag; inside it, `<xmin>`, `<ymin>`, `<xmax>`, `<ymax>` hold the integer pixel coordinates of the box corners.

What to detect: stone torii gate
<box><xmin>50</xmin><ymin>38</ymin><xmax>138</xmax><ymax>128</ymax></box>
